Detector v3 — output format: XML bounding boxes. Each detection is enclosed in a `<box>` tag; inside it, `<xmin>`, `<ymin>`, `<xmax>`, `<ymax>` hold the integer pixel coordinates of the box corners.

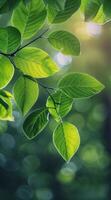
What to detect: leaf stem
<box><xmin>46</xmin><ymin>88</ymin><xmax>62</xmax><ymax>122</ymax></box>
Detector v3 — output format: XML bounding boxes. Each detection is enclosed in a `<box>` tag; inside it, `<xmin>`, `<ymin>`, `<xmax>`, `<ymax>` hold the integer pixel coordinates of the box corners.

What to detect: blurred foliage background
<box><xmin>0</xmin><ymin>8</ymin><xmax>111</xmax><ymax>200</ymax></box>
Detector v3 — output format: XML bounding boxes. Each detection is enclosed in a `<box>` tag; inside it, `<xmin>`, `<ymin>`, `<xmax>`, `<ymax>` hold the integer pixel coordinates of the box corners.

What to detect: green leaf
<box><xmin>0</xmin><ymin>90</ymin><xmax>14</xmax><ymax>121</ymax></box>
<box><xmin>0</xmin><ymin>0</ymin><xmax>6</xmax><ymax>8</ymax></box>
<box><xmin>58</xmin><ymin>73</ymin><xmax>104</xmax><ymax>99</ymax></box>
<box><xmin>23</xmin><ymin>108</ymin><xmax>49</xmax><ymax>139</ymax></box>
<box><xmin>103</xmin><ymin>0</ymin><xmax>111</xmax><ymax>18</ymax></box>
<box><xmin>0</xmin><ymin>0</ymin><xmax>21</xmax><ymax>13</ymax></box>
<box><xmin>93</xmin><ymin>5</ymin><xmax>110</xmax><ymax>24</ymax></box>
<box><xmin>47</xmin><ymin>0</ymin><xmax>81</xmax><ymax>23</ymax></box>
<box><xmin>13</xmin><ymin>47</ymin><xmax>59</xmax><ymax>78</ymax></box>
<box><xmin>0</xmin><ymin>56</ymin><xmax>14</xmax><ymax>89</ymax></box>
<box><xmin>0</xmin><ymin>26</ymin><xmax>21</xmax><ymax>54</ymax></box>
<box><xmin>0</xmin><ymin>90</ymin><xmax>13</xmax><ymax>98</ymax></box>
<box><xmin>46</xmin><ymin>90</ymin><xmax>73</xmax><ymax>122</ymax></box>
<box><xmin>12</xmin><ymin>0</ymin><xmax>47</xmax><ymax>40</ymax></box>
<box><xmin>48</xmin><ymin>31</ymin><xmax>80</xmax><ymax>56</ymax></box>
<box><xmin>81</xmin><ymin>0</ymin><xmax>102</xmax><ymax>21</ymax></box>
<box><xmin>14</xmin><ymin>76</ymin><xmax>39</xmax><ymax>116</ymax></box>
<box><xmin>0</xmin><ymin>97</ymin><xmax>8</xmax><ymax>109</ymax></box>
<box><xmin>53</xmin><ymin>122</ymin><xmax>80</xmax><ymax>161</ymax></box>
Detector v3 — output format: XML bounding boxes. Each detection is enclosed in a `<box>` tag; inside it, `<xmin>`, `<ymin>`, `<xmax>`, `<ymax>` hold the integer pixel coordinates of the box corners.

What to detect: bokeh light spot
<box><xmin>54</xmin><ymin>52</ymin><xmax>72</xmax><ymax>67</ymax></box>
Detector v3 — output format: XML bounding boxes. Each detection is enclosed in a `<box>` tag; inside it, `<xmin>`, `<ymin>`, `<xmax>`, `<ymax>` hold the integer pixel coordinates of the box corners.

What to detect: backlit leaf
<box><xmin>14</xmin><ymin>76</ymin><xmax>39</xmax><ymax>116</ymax></box>
<box><xmin>0</xmin><ymin>56</ymin><xmax>14</xmax><ymax>89</ymax></box>
<box><xmin>23</xmin><ymin>108</ymin><xmax>49</xmax><ymax>139</ymax></box>
<box><xmin>48</xmin><ymin>31</ymin><xmax>80</xmax><ymax>56</ymax></box>
<box><xmin>58</xmin><ymin>73</ymin><xmax>104</xmax><ymax>99</ymax></box>
<box><xmin>53</xmin><ymin>122</ymin><xmax>80</xmax><ymax>161</ymax></box>
<box><xmin>93</xmin><ymin>5</ymin><xmax>110</xmax><ymax>24</ymax></box>
<box><xmin>0</xmin><ymin>90</ymin><xmax>13</xmax><ymax>121</ymax></box>
<box><xmin>14</xmin><ymin>47</ymin><xmax>59</xmax><ymax>78</ymax></box>
<box><xmin>12</xmin><ymin>0</ymin><xmax>47</xmax><ymax>39</ymax></box>
<box><xmin>46</xmin><ymin>90</ymin><xmax>73</xmax><ymax>122</ymax></box>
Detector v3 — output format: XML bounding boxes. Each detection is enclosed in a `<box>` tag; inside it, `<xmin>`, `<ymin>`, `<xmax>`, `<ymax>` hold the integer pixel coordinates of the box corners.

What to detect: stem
<box><xmin>46</xmin><ymin>88</ymin><xmax>62</xmax><ymax>122</ymax></box>
<box><xmin>38</xmin><ymin>81</ymin><xmax>55</xmax><ymax>90</ymax></box>
<box><xmin>0</xmin><ymin>28</ymin><xmax>49</xmax><ymax>57</ymax></box>
<box><xmin>12</xmin><ymin>28</ymin><xmax>49</xmax><ymax>55</ymax></box>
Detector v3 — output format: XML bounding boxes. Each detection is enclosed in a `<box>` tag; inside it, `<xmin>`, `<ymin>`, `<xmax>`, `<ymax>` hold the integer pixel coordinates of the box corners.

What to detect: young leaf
<box><xmin>58</xmin><ymin>73</ymin><xmax>104</xmax><ymax>99</ymax></box>
<box><xmin>12</xmin><ymin>0</ymin><xmax>47</xmax><ymax>40</ymax></box>
<box><xmin>46</xmin><ymin>90</ymin><xmax>73</xmax><ymax>122</ymax></box>
<box><xmin>48</xmin><ymin>0</ymin><xmax>81</xmax><ymax>23</ymax></box>
<box><xmin>23</xmin><ymin>108</ymin><xmax>49</xmax><ymax>139</ymax></box>
<box><xmin>14</xmin><ymin>76</ymin><xmax>39</xmax><ymax>116</ymax></box>
<box><xmin>0</xmin><ymin>26</ymin><xmax>21</xmax><ymax>54</ymax></box>
<box><xmin>48</xmin><ymin>31</ymin><xmax>80</xmax><ymax>56</ymax></box>
<box><xmin>14</xmin><ymin>47</ymin><xmax>59</xmax><ymax>78</ymax></box>
<box><xmin>0</xmin><ymin>90</ymin><xmax>14</xmax><ymax>121</ymax></box>
<box><xmin>53</xmin><ymin>122</ymin><xmax>80</xmax><ymax>161</ymax></box>
<box><xmin>0</xmin><ymin>56</ymin><xmax>14</xmax><ymax>89</ymax></box>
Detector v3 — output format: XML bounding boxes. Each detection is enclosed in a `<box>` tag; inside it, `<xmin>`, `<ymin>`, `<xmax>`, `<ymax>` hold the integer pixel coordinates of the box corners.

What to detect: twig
<box><xmin>38</xmin><ymin>81</ymin><xmax>55</xmax><ymax>90</ymax></box>
<box><xmin>11</xmin><ymin>28</ymin><xmax>49</xmax><ymax>55</ymax></box>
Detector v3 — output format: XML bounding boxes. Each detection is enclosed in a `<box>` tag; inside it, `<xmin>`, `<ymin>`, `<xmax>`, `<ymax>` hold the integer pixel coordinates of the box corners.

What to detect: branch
<box><xmin>11</xmin><ymin>28</ymin><xmax>49</xmax><ymax>55</ymax></box>
<box><xmin>38</xmin><ymin>81</ymin><xmax>55</xmax><ymax>90</ymax></box>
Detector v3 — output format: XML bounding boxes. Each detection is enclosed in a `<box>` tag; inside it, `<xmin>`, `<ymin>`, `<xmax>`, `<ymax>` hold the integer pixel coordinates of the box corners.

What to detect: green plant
<box><xmin>0</xmin><ymin>0</ymin><xmax>109</xmax><ymax>162</ymax></box>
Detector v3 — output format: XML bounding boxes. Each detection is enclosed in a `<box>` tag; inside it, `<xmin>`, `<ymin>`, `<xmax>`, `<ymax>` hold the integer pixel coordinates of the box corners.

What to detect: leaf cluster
<box><xmin>0</xmin><ymin>0</ymin><xmax>105</xmax><ymax>161</ymax></box>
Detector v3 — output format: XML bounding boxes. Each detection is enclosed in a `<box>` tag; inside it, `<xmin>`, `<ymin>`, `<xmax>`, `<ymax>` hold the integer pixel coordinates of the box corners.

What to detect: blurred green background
<box><xmin>0</xmin><ymin>10</ymin><xmax>111</xmax><ymax>200</ymax></box>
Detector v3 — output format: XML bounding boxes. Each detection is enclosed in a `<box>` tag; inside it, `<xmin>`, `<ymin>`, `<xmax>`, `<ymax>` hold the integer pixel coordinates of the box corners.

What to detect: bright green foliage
<box><xmin>46</xmin><ymin>90</ymin><xmax>73</xmax><ymax>122</ymax></box>
<box><xmin>14</xmin><ymin>47</ymin><xmax>59</xmax><ymax>78</ymax></box>
<box><xmin>23</xmin><ymin>108</ymin><xmax>49</xmax><ymax>139</ymax></box>
<box><xmin>14</xmin><ymin>76</ymin><xmax>39</xmax><ymax>116</ymax></box>
<box><xmin>0</xmin><ymin>56</ymin><xmax>14</xmax><ymax>89</ymax></box>
<box><xmin>12</xmin><ymin>0</ymin><xmax>47</xmax><ymax>40</ymax></box>
<box><xmin>48</xmin><ymin>31</ymin><xmax>80</xmax><ymax>56</ymax></box>
<box><xmin>53</xmin><ymin>122</ymin><xmax>80</xmax><ymax>161</ymax></box>
<box><xmin>47</xmin><ymin>0</ymin><xmax>81</xmax><ymax>23</ymax></box>
<box><xmin>58</xmin><ymin>73</ymin><xmax>104</xmax><ymax>99</ymax></box>
<box><xmin>0</xmin><ymin>0</ymin><xmax>106</xmax><ymax>161</ymax></box>
<box><xmin>0</xmin><ymin>90</ymin><xmax>13</xmax><ymax>121</ymax></box>
<box><xmin>0</xmin><ymin>26</ymin><xmax>21</xmax><ymax>54</ymax></box>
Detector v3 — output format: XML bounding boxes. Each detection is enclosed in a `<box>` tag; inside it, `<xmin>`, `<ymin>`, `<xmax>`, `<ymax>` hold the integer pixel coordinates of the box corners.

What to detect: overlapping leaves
<box><xmin>12</xmin><ymin>0</ymin><xmax>47</xmax><ymax>39</ymax></box>
<box><xmin>0</xmin><ymin>0</ymin><xmax>107</xmax><ymax>162</ymax></box>
<box><xmin>48</xmin><ymin>31</ymin><xmax>80</xmax><ymax>56</ymax></box>
<box><xmin>47</xmin><ymin>0</ymin><xmax>81</xmax><ymax>23</ymax></box>
<box><xmin>0</xmin><ymin>26</ymin><xmax>21</xmax><ymax>54</ymax></box>
<box><xmin>13</xmin><ymin>47</ymin><xmax>59</xmax><ymax>78</ymax></box>
<box><xmin>81</xmin><ymin>0</ymin><xmax>111</xmax><ymax>24</ymax></box>
<box><xmin>0</xmin><ymin>90</ymin><xmax>13</xmax><ymax>121</ymax></box>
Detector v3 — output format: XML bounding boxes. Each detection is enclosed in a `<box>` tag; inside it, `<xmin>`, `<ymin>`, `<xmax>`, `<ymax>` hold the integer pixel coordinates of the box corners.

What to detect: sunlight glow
<box><xmin>86</xmin><ymin>22</ymin><xmax>102</xmax><ymax>36</ymax></box>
